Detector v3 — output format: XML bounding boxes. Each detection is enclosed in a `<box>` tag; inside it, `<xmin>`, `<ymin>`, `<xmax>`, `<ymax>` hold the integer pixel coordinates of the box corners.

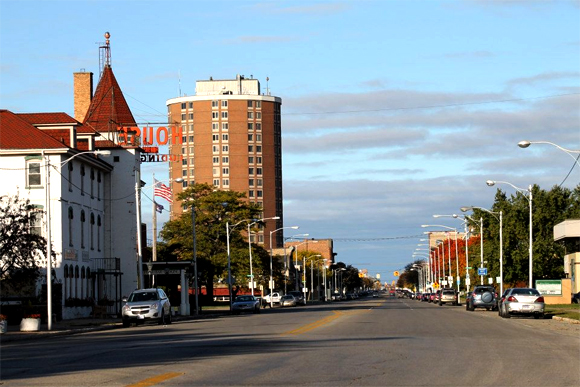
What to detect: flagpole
<box><xmin>152</xmin><ymin>173</ymin><xmax>157</xmax><ymax>288</ymax></box>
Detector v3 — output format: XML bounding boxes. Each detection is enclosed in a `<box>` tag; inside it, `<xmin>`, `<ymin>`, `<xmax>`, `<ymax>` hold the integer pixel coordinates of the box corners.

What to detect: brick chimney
<box><xmin>73</xmin><ymin>71</ymin><xmax>93</xmax><ymax>123</ymax></box>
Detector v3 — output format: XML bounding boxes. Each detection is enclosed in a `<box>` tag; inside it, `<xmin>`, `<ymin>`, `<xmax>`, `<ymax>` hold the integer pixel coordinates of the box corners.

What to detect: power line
<box><xmin>559</xmin><ymin>153</ymin><xmax>580</xmax><ymax>187</ymax></box>
<box><xmin>333</xmin><ymin>235</ymin><xmax>423</xmax><ymax>242</ymax></box>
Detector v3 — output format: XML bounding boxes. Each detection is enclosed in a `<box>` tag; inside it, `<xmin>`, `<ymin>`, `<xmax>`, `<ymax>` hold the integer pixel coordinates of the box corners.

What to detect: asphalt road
<box><xmin>1</xmin><ymin>296</ymin><xmax>579</xmax><ymax>386</ymax></box>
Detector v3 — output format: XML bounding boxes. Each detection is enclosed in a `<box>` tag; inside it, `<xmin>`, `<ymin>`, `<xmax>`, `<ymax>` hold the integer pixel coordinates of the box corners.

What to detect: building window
<box><xmin>97</xmin><ymin>216</ymin><xmax>101</xmax><ymax>251</ymax></box>
<box><xmin>257</xmin><ymin>190</ymin><xmax>263</xmax><ymax>198</ymax></box>
<box><xmin>181</xmin><ymin>102</ymin><xmax>186</xmax><ymax>109</ymax></box>
<box><xmin>247</xmin><ymin>100</ymin><xmax>253</xmax><ymax>108</ymax></box>
<box><xmin>223</xmin><ymin>179</ymin><xmax>229</xmax><ymax>187</ymax></box>
<box><xmin>248</xmin><ymin>134</ymin><xmax>253</xmax><ymax>141</ymax></box>
<box><xmin>80</xmin><ymin>210</ymin><xmax>86</xmax><ymax>248</ymax></box>
<box><xmin>190</xmin><ymin>169</ymin><xmax>195</xmax><ymax>176</ymax></box>
<box><xmin>213</xmin><ymin>156</ymin><xmax>219</xmax><ymax>164</ymax></box>
<box><xmin>213</xmin><ymin>179</ymin><xmax>220</xmax><ymax>187</ymax></box>
<box><xmin>249</xmin><ymin>179</ymin><xmax>254</xmax><ymax>186</ymax></box>
<box><xmin>189</xmin><ymin>157</ymin><xmax>194</xmax><ymax>165</ymax></box>
<box><xmin>29</xmin><ymin>207</ymin><xmax>43</xmax><ymax>236</ymax></box>
<box><xmin>68</xmin><ymin>207</ymin><xmax>74</xmax><ymax>246</ymax></box>
<box><xmin>256</xmin><ymin>134</ymin><xmax>262</xmax><ymax>142</ymax></box>
<box><xmin>256</xmin><ymin>145</ymin><xmax>262</xmax><ymax>153</ymax></box>
<box><xmin>249</xmin><ymin>190</ymin><xmax>254</xmax><ymax>198</ymax></box>
<box><xmin>256</xmin><ymin>112</ymin><xmax>262</xmax><ymax>120</ymax></box>
<box><xmin>90</xmin><ymin>168</ymin><xmax>95</xmax><ymax>198</ymax></box>
<box><xmin>189</xmin><ymin>147</ymin><xmax>194</xmax><ymax>153</ymax></box>
<box><xmin>256</xmin><ymin>123</ymin><xmax>261</xmax><ymax>131</ymax></box>
<box><xmin>181</xmin><ymin>113</ymin><xmax>186</xmax><ymax>121</ymax></box>
<box><xmin>222</xmin><ymin>167</ymin><xmax>229</xmax><ymax>175</ymax></box>
<box><xmin>183</xmin><ymin>181</ymin><xmax>188</xmax><ymax>188</ymax></box>
<box><xmin>221</xmin><ymin>111</ymin><xmax>228</xmax><ymax>119</ymax></box>
<box><xmin>182</xmin><ymin>135</ymin><xmax>187</xmax><ymax>143</ymax></box>
<box><xmin>97</xmin><ymin>171</ymin><xmax>101</xmax><ymax>200</ymax></box>
<box><xmin>247</xmin><ymin>112</ymin><xmax>254</xmax><ymax>119</ymax></box>
<box><xmin>248</xmin><ymin>156</ymin><xmax>254</xmax><ymax>164</ymax></box>
<box><xmin>257</xmin><ymin>167</ymin><xmax>263</xmax><ymax>175</ymax></box>
<box><xmin>86</xmin><ymin>268</ymin><xmax>92</xmax><ymax>296</ymax></box>
<box><xmin>213</xmin><ymin>168</ymin><xmax>219</xmax><ymax>176</ymax></box>
<box><xmin>222</xmin><ymin>134</ymin><xmax>228</xmax><ymax>141</ymax></box>
<box><xmin>222</xmin><ymin>123</ymin><xmax>228</xmax><ymax>131</ymax></box>
<box><xmin>248</xmin><ymin>145</ymin><xmax>254</xmax><ymax>152</ymax></box>
<box><xmin>188</xmin><ymin>113</ymin><xmax>194</xmax><ymax>120</ymax></box>
<box><xmin>182</xmin><ymin>169</ymin><xmax>188</xmax><ymax>176</ymax></box>
<box><xmin>248</xmin><ymin>123</ymin><xmax>253</xmax><ymax>131</ymax></box>
<box><xmin>212</xmin><ymin>100</ymin><xmax>218</xmax><ymax>108</ymax></box>
<box><xmin>249</xmin><ymin>167</ymin><xmax>254</xmax><ymax>175</ymax></box>
<box><xmin>222</xmin><ymin>156</ymin><xmax>229</xmax><ymax>164</ymax></box>
<box><xmin>212</xmin><ymin>145</ymin><xmax>219</xmax><ymax>153</ymax></box>
<box><xmin>212</xmin><ymin>134</ymin><xmax>219</xmax><ymax>142</ymax></box>
<box><xmin>182</xmin><ymin>158</ymin><xmax>188</xmax><ymax>165</ymax></box>
<box><xmin>212</xmin><ymin>123</ymin><xmax>219</xmax><ymax>131</ymax></box>
<box><xmin>256</xmin><ymin>156</ymin><xmax>262</xmax><ymax>164</ymax></box>
<box><xmin>188</xmin><ymin>135</ymin><xmax>194</xmax><ymax>143</ymax></box>
<box><xmin>221</xmin><ymin>100</ymin><xmax>228</xmax><ymax>108</ymax></box>
<box><xmin>212</xmin><ymin>111</ymin><xmax>219</xmax><ymax>119</ymax></box>
<box><xmin>90</xmin><ymin>213</ymin><xmax>95</xmax><ymax>250</ymax></box>
<box><xmin>27</xmin><ymin>161</ymin><xmax>42</xmax><ymax>187</ymax></box>
<box><xmin>255</xmin><ymin>101</ymin><xmax>261</xmax><ymax>108</ymax></box>
<box><xmin>258</xmin><ymin>235</ymin><xmax>264</xmax><ymax>243</ymax></box>
<box><xmin>257</xmin><ymin>179</ymin><xmax>263</xmax><ymax>186</ymax></box>
<box><xmin>80</xmin><ymin>165</ymin><xmax>85</xmax><ymax>196</ymax></box>
<box><xmin>188</xmin><ymin>102</ymin><xmax>193</xmax><ymax>109</ymax></box>
<box><xmin>68</xmin><ymin>163</ymin><xmax>73</xmax><ymax>192</ymax></box>
<box><xmin>222</xmin><ymin>145</ymin><xmax>229</xmax><ymax>152</ymax></box>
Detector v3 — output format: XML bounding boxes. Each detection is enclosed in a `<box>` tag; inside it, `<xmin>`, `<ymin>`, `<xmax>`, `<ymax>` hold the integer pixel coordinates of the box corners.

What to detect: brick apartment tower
<box><xmin>166</xmin><ymin>75</ymin><xmax>284</xmax><ymax>248</ymax></box>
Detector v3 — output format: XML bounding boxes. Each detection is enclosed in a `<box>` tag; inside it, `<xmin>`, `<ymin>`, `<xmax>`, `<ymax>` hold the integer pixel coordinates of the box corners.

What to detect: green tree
<box><xmin>0</xmin><ymin>195</ymin><xmax>55</xmax><ymax>295</ymax></box>
<box><xmin>159</xmin><ymin>183</ymin><xmax>264</xmax><ymax>303</ymax></box>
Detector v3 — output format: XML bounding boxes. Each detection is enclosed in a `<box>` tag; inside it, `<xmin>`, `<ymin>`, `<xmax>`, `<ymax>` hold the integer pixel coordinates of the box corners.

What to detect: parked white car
<box><xmin>262</xmin><ymin>292</ymin><xmax>282</xmax><ymax>305</ymax></box>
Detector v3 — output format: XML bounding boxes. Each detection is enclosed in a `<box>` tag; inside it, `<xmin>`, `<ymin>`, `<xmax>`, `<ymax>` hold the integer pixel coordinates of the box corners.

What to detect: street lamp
<box><xmin>247</xmin><ymin>216</ymin><xmax>280</xmax><ymax>296</ymax></box>
<box><xmin>422</xmin><ymin>224</ymin><xmax>459</xmax><ymax>292</ymax></box>
<box><xmin>269</xmin><ymin>226</ymin><xmax>299</xmax><ymax>307</ymax></box>
<box><xmin>461</xmin><ymin>206</ymin><xmax>503</xmax><ymax>294</ymax></box>
<box><xmin>292</xmin><ymin>239</ymin><xmax>318</xmax><ymax>291</ymax></box>
<box><xmin>303</xmin><ymin>255</ymin><xmax>321</xmax><ymax>304</ymax></box>
<box><xmin>283</xmin><ymin>233</ymin><xmax>309</xmax><ymax>294</ymax></box>
<box><xmin>487</xmin><ymin>179</ymin><xmax>533</xmax><ymax>288</ymax></box>
<box><xmin>44</xmin><ymin>149</ymin><xmax>110</xmax><ymax>331</ymax></box>
<box><xmin>518</xmin><ymin>140</ymin><xmax>580</xmax><ymax>168</ymax></box>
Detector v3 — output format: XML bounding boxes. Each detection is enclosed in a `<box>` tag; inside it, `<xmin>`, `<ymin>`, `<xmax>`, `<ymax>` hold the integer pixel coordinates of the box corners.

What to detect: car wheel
<box><xmin>254</xmin><ymin>306</ymin><xmax>260</xmax><ymax>314</ymax></box>
<box><xmin>467</xmin><ymin>303</ymin><xmax>475</xmax><ymax>311</ymax></box>
<box><xmin>534</xmin><ymin>313</ymin><xmax>543</xmax><ymax>319</ymax></box>
<box><xmin>503</xmin><ymin>306</ymin><xmax>511</xmax><ymax>318</ymax></box>
<box><xmin>167</xmin><ymin>311</ymin><xmax>172</xmax><ymax>324</ymax></box>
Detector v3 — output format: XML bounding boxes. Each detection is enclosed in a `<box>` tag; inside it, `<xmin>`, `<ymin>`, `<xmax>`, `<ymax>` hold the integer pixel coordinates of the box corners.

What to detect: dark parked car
<box><xmin>466</xmin><ymin>285</ymin><xmax>497</xmax><ymax>311</ymax></box>
<box><xmin>572</xmin><ymin>292</ymin><xmax>580</xmax><ymax>304</ymax></box>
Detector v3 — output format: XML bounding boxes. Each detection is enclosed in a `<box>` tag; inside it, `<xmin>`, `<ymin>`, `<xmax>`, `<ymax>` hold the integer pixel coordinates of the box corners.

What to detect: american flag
<box><xmin>154</xmin><ymin>179</ymin><xmax>173</xmax><ymax>203</ymax></box>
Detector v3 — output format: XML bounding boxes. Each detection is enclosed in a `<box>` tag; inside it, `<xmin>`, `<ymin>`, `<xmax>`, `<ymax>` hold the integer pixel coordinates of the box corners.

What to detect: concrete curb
<box><xmin>552</xmin><ymin>316</ymin><xmax>580</xmax><ymax>324</ymax></box>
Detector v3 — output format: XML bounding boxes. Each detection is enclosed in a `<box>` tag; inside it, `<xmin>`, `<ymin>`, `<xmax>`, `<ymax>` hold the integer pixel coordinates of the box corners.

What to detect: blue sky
<box><xmin>1</xmin><ymin>0</ymin><xmax>579</xmax><ymax>284</ymax></box>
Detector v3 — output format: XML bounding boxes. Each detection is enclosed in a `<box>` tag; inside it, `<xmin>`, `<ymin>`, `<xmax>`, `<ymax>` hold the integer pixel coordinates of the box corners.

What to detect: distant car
<box><xmin>232</xmin><ymin>295</ymin><xmax>261</xmax><ymax>314</ymax></box>
<box><xmin>287</xmin><ymin>290</ymin><xmax>304</xmax><ymax>305</ymax></box>
<box><xmin>499</xmin><ymin>288</ymin><xmax>544</xmax><ymax>319</ymax></box>
<box><xmin>372</xmin><ymin>292</ymin><xmax>379</xmax><ymax>298</ymax></box>
<box><xmin>439</xmin><ymin>288</ymin><xmax>459</xmax><ymax>306</ymax></box>
<box><xmin>421</xmin><ymin>292</ymin><xmax>431</xmax><ymax>302</ymax></box>
<box><xmin>466</xmin><ymin>285</ymin><xmax>497</xmax><ymax>311</ymax></box>
<box><xmin>262</xmin><ymin>292</ymin><xmax>282</xmax><ymax>306</ymax></box>
<box><xmin>122</xmin><ymin>288</ymin><xmax>172</xmax><ymax>327</ymax></box>
<box><xmin>280</xmin><ymin>294</ymin><xmax>297</xmax><ymax>307</ymax></box>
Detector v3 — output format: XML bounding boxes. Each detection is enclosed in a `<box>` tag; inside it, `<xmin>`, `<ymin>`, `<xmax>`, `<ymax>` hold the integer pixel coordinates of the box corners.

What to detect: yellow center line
<box><xmin>282</xmin><ymin>310</ymin><xmax>344</xmax><ymax>335</ymax></box>
<box><xmin>126</xmin><ymin>372</ymin><xmax>183</xmax><ymax>387</ymax></box>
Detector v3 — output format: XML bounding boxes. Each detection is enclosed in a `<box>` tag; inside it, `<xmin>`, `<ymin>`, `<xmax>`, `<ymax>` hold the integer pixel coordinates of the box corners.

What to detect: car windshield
<box><xmin>512</xmin><ymin>288</ymin><xmax>540</xmax><ymax>296</ymax></box>
<box><xmin>235</xmin><ymin>296</ymin><xmax>253</xmax><ymax>302</ymax></box>
<box><xmin>443</xmin><ymin>290</ymin><xmax>454</xmax><ymax>295</ymax></box>
<box><xmin>128</xmin><ymin>292</ymin><xmax>158</xmax><ymax>302</ymax></box>
<box><xmin>475</xmin><ymin>287</ymin><xmax>494</xmax><ymax>293</ymax></box>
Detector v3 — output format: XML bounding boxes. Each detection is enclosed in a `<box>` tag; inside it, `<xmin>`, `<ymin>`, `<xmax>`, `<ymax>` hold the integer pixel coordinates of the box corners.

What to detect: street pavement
<box><xmin>1</xmin><ymin>296</ymin><xmax>579</xmax><ymax>386</ymax></box>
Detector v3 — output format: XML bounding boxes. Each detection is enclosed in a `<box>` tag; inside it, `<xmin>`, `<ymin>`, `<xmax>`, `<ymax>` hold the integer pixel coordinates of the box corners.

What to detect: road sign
<box><xmin>478</xmin><ymin>268</ymin><xmax>487</xmax><ymax>276</ymax></box>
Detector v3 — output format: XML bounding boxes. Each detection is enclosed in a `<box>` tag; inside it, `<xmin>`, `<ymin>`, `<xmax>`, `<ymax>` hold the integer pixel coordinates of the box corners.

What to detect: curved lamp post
<box><xmin>518</xmin><ymin>140</ymin><xmax>580</xmax><ymax>168</ymax></box>
<box><xmin>303</xmin><ymin>255</ymin><xmax>321</xmax><ymax>304</ymax></box>
<box><xmin>283</xmin><ymin>233</ymin><xmax>309</xmax><ymax>294</ymax></box>
<box><xmin>487</xmin><ymin>179</ymin><xmax>533</xmax><ymax>288</ymax></box>
<box><xmin>246</xmin><ymin>216</ymin><xmax>280</xmax><ymax>296</ymax></box>
<box><xmin>269</xmin><ymin>226</ymin><xmax>299</xmax><ymax>307</ymax></box>
<box><xmin>461</xmin><ymin>206</ymin><xmax>503</xmax><ymax>294</ymax></box>
<box><xmin>422</xmin><ymin>224</ymin><xmax>459</xmax><ymax>292</ymax></box>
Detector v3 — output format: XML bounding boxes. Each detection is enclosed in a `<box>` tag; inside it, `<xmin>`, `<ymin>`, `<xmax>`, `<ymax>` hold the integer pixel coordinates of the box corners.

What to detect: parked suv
<box><xmin>439</xmin><ymin>288</ymin><xmax>459</xmax><ymax>306</ymax></box>
<box><xmin>466</xmin><ymin>285</ymin><xmax>497</xmax><ymax>311</ymax></box>
<box><xmin>122</xmin><ymin>288</ymin><xmax>172</xmax><ymax>327</ymax></box>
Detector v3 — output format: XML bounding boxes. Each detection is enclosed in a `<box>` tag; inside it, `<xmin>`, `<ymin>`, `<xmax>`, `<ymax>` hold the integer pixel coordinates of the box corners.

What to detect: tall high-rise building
<box><xmin>166</xmin><ymin>75</ymin><xmax>284</xmax><ymax>248</ymax></box>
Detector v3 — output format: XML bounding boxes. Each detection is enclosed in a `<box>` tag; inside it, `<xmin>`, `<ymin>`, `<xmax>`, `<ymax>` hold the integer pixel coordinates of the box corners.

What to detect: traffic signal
<box><xmin>394</xmin><ymin>271</ymin><xmax>400</xmax><ymax>277</ymax></box>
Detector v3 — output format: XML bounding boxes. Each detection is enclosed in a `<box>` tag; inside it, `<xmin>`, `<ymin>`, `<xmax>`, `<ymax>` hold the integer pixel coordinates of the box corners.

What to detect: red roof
<box><xmin>0</xmin><ymin>110</ymin><xmax>69</xmax><ymax>150</ymax></box>
<box><xmin>83</xmin><ymin>65</ymin><xmax>136</xmax><ymax>133</ymax></box>
<box><xmin>17</xmin><ymin>112</ymin><xmax>78</xmax><ymax>125</ymax></box>
<box><xmin>17</xmin><ymin>112</ymin><xmax>97</xmax><ymax>134</ymax></box>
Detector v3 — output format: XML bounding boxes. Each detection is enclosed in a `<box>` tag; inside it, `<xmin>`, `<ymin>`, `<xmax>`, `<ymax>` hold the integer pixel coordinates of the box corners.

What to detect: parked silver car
<box><xmin>122</xmin><ymin>288</ymin><xmax>171</xmax><ymax>327</ymax></box>
<box><xmin>232</xmin><ymin>295</ymin><xmax>261</xmax><ymax>314</ymax></box>
<box><xmin>498</xmin><ymin>288</ymin><xmax>545</xmax><ymax>319</ymax></box>
<box><xmin>280</xmin><ymin>294</ymin><xmax>297</xmax><ymax>307</ymax></box>
<box><xmin>439</xmin><ymin>288</ymin><xmax>459</xmax><ymax>306</ymax></box>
